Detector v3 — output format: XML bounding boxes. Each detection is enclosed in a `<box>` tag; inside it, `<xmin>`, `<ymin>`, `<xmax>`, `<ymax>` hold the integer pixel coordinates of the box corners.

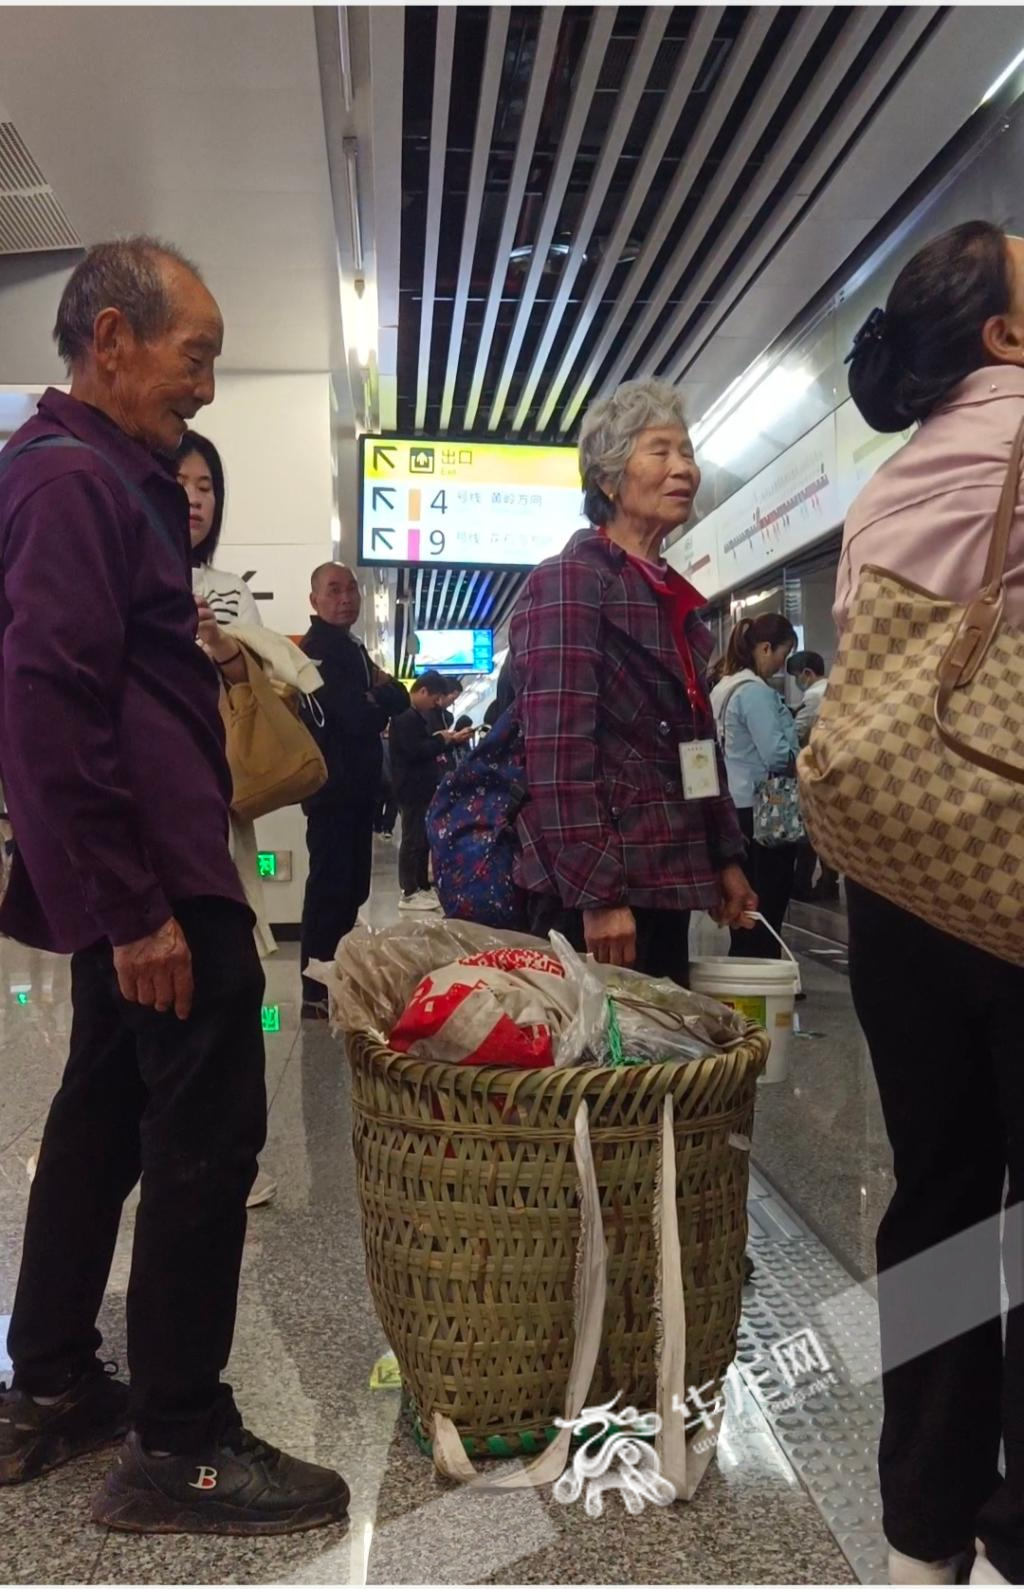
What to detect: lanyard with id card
<box><xmin>679</xmin><ymin>738</ymin><xmax>721</xmax><ymax>800</ymax></box>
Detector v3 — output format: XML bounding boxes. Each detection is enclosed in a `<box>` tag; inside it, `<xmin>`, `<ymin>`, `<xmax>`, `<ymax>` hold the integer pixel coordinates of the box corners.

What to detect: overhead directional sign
<box><xmin>358</xmin><ymin>435</ymin><xmax>586</xmax><ymax>569</ymax></box>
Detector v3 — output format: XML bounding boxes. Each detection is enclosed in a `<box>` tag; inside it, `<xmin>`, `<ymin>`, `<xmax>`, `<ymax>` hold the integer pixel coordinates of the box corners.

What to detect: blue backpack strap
<box><xmin>0</xmin><ymin>434</ymin><xmax>181</xmax><ymax>558</ymax></box>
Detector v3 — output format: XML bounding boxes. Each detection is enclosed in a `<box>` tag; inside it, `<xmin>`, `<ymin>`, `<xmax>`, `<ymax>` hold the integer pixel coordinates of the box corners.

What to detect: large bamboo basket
<box><xmin>348</xmin><ymin>1032</ymin><xmax>767</xmax><ymax>1454</ymax></box>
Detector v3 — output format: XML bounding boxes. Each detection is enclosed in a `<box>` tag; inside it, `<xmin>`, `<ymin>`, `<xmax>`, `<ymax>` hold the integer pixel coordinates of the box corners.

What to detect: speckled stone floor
<box><xmin>0</xmin><ymin>848</ymin><xmax>870</xmax><ymax>1584</ymax></box>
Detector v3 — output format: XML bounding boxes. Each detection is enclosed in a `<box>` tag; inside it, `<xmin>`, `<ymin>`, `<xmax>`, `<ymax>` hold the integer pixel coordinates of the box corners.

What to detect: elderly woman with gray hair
<box><xmin>508</xmin><ymin>378</ymin><xmax>756</xmax><ymax>983</ymax></box>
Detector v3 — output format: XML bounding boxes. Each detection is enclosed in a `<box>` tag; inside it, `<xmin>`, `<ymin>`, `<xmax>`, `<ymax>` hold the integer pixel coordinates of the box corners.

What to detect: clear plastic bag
<box><xmin>309</xmin><ymin>920</ymin><xmax>756</xmax><ymax>1072</ymax></box>
<box><xmin>308</xmin><ymin>917</ymin><xmax>546</xmax><ymax>1045</ymax></box>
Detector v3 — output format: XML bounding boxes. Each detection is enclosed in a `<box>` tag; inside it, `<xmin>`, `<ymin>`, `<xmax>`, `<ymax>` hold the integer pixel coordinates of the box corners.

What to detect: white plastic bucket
<box><xmin>690</xmin><ymin>915</ymin><xmax>800</xmax><ymax>1084</ymax></box>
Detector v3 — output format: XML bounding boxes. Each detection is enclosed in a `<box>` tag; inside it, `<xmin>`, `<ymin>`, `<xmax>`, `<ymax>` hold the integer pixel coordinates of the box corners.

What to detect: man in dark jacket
<box><xmin>298</xmin><ymin>564</ymin><xmax>407</xmax><ymax>1008</ymax></box>
<box><xmin>389</xmin><ymin>673</ymin><xmax>470</xmax><ymax>911</ymax></box>
<box><xmin>0</xmin><ymin>238</ymin><xmax>347</xmax><ymax>1533</ymax></box>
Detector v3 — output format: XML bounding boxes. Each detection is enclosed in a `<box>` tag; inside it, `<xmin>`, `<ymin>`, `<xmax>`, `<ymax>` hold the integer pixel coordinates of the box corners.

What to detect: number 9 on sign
<box><xmin>429</xmin><ymin>529</ymin><xmax>446</xmax><ymax>557</ymax></box>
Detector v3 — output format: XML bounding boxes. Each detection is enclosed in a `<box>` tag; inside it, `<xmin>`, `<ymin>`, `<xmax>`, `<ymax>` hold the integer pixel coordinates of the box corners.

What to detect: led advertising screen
<box><xmin>359</xmin><ymin>436</ymin><xmax>585</xmax><ymax>568</ymax></box>
<box><xmin>413</xmin><ymin>629</ymin><xmax>494</xmax><ymax>676</ymax></box>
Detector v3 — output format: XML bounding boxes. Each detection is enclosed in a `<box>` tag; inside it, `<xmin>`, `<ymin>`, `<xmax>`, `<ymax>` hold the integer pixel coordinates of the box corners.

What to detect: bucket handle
<box><xmin>748</xmin><ymin>912</ymin><xmax>802</xmax><ymax>995</ymax></box>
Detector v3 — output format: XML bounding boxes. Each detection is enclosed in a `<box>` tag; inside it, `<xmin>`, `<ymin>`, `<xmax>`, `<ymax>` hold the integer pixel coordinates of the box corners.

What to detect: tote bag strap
<box><xmin>933</xmin><ymin>415</ymin><xmax>1024</xmax><ymax>783</ymax></box>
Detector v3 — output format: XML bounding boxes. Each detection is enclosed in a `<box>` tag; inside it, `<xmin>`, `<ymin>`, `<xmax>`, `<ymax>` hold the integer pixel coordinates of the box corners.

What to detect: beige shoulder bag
<box><xmin>798</xmin><ymin>416</ymin><xmax>1024</xmax><ymax>965</ymax></box>
<box><xmin>219</xmin><ymin>646</ymin><xmax>327</xmax><ymax>821</ymax></box>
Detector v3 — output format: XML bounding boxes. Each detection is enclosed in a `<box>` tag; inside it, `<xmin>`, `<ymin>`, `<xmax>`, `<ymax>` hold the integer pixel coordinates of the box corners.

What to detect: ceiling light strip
<box><xmin>554</xmin><ymin>5</ymin><xmax>778</xmax><ymax>433</ymax></box>
<box><xmin>467</xmin><ymin>572</ymin><xmax>494</xmax><ymax>627</ymax></box>
<box><xmin>508</xmin><ymin>6</ymin><xmax>673</xmax><ymax>434</ymax></box>
<box><xmin>485</xmin><ymin>8</ymin><xmax>616</xmax><ymax>433</ymax></box>
<box><xmin>660</xmin><ymin>5</ymin><xmax>938</xmax><ymax>388</ymax></box>
<box><xmin>436</xmin><ymin>567</ymin><xmax>454</xmax><ymax>624</ymax></box>
<box><xmin>367</xmin><ymin>6</ymin><xmax>406</xmax><ymax>432</ymax></box>
<box><xmin>439</xmin><ymin>7</ymin><xmax>512</xmax><ymax>433</ymax></box>
<box><xmin>489</xmin><ymin>573</ymin><xmax>529</xmax><ymax>635</ymax></box>
<box><xmin>569</xmin><ymin>5</ymin><xmax>830</xmax><ymax>424</ymax></box>
<box><xmin>414</xmin><ymin>8</ymin><xmax>457</xmax><ymax>433</ymax></box>
<box><xmin>338</xmin><ymin>6</ymin><xmax>354</xmax><ymax>112</ymax></box>
<box><xmin>462</xmin><ymin>5</ymin><xmax>565</xmax><ymax>432</ymax></box>
<box><xmin>531</xmin><ymin>6</ymin><xmax>727</xmax><ymax>435</ymax></box>
<box><xmin>452</xmin><ymin>569</ymin><xmax>481</xmax><ymax>627</ymax></box>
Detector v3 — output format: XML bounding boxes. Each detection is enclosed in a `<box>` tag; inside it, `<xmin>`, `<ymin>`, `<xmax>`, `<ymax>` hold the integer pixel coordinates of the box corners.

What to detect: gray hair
<box><xmin>578</xmin><ymin>378</ymin><xmax>689</xmax><ymax>525</ymax></box>
<box><xmin>53</xmin><ymin>235</ymin><xmax>203</xmax><ymax>369</ymax></box>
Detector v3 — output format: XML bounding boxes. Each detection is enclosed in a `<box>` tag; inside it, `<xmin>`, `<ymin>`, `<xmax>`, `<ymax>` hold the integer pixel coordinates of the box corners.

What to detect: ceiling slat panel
<box><xmin>367</xmin><ymin>7</ymin><xmax>405</xmax><ymax>432</ymax></box>
<box><xmin>462</xmin><ymin>5</ymin><xmax>565</xmax><ymax>432</ymax></box>
<box><xmin>508</xmin><ymin>6</ymin><xmax>673</xmax><ymax>433</ymax></box>
<box><xmin>531</xmin><ymin>6</ymin><xmax>728</xmax><ymax>434</ymax></box>
<box><xmin>414</xmin><ymin>7</ymin><xmax>457</xmax><ymax>434</ymax></box>
<box><xmin>485</xmin><ymin>8</ymin><xmax>617</xmax><ymax>433</ymax></box>
<box><xmin>546</xmin><ymin>5</ymin><xmax>778</xmax><ymax>433</ymax></box>
<box><xmin>656</xmin><ymin>8</ymin><xmax>938</xmax><ymax>386</ymax></box>
<box><xmin>452</xmin><ymin>570</ymin><xmax>481</xmax><ymax>626</ymax></box>
<box><xmin>438</xmin><ymin>6</ymin><xmax>511</xmax><ymax>432</ymax></box>
<box><xmin>380</xmin><ymin>0</ymin><xmax>981</xmax><ymax>499</ymax></box>
<box><xmin>562</xmin><ymin>5</ymin><xmax>836</xmax><ymax>427</ymax></box>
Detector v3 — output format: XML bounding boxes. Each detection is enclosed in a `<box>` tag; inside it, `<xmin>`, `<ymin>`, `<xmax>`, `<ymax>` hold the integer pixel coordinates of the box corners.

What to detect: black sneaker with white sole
<box><xmin>0</xmin><ymin>1366</ymin><xmax>129</xmax><ymax>1485</ymax></box>
<box><xmin>92</xmin><ymin>1424</ymin><xmax>350</xmax><ymax>1536</ymax></box>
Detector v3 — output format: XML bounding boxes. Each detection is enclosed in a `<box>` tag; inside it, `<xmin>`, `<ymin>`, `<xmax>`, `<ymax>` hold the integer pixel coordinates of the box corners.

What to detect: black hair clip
<box><xmin>844</xmin><ymin>307</ymin><xmax>887</xmax><ymax>364</ymax></box>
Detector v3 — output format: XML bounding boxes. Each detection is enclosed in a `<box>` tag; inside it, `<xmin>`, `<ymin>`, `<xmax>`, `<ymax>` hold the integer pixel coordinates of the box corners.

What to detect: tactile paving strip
<box><xmin>741</xmin><ymin>1168</ymin><xmax>887</xmax><ymax>1585</ymax></box>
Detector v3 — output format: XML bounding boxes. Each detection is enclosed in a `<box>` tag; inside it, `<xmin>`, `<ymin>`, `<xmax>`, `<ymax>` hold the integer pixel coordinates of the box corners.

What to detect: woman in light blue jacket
<box><xmin>710</xmin><ymin>614</ymin><xmax>799</xmax><ymax>958</ymax></box>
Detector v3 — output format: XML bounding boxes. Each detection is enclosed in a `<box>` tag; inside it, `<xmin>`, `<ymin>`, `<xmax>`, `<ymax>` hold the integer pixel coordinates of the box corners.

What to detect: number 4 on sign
<box><xmin>430</xmin><ymin>490</ymin><xmax>447</xmax><ymax>515</ymax></box>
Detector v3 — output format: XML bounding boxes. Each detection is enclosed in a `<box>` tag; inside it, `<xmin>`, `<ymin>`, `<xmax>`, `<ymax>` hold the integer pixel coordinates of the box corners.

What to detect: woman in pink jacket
<box><xmin>840</xmin><ymin>221</ymin><xmax>1024</xmax><ymax>1589</ymax></box>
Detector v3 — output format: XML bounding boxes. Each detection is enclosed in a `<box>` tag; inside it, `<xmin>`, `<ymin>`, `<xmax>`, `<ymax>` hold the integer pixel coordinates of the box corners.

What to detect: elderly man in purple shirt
<box><xmin>0</xmin><ymin>238</ymin><xmax>347</xmax><ymax>1534</ymax></box>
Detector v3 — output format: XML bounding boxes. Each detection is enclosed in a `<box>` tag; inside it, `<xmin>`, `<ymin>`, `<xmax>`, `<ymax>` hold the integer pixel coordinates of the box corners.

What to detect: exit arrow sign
<box><xmin>373</xmin><ymin>443</ymin><xmax>397</xmax><ymax>471</ymax></box>
<box><xmin>371</xmin><ymin>527</ymin><xmax>394</xmax><ymax>553</ymax></box>
<box><xmin>372</xmin><ymin>486</ymin><xmax>396</xmax><ymax>512</ymax></box>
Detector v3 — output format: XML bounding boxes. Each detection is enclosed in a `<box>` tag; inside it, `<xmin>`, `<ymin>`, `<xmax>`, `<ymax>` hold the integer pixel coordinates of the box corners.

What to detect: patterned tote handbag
<box><xmin>798</xmin><ymin>416</ymin><xmax>1024</xmax><ymax>965</ymax></box>
<box><xmin>753</xmin><ymin>770</ymin><xmax>805</xmax><ymax>848</ymax></box>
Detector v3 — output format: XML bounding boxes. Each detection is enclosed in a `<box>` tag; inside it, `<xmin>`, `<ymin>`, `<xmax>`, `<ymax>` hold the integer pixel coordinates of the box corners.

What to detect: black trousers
<box><xmin>848</xmin><ymin>881</ymin><xmax>1024</xmax><ymax>1578</ymax></box>
<box><xmin>526</xmin><ymin>895</ymin><xmax>691</xmax><ymax>987</ymax></box>
<box><xmin>793</xmin><ymin>839</ymin><xmax>839</xmax><ymax>899</ymax></box>
<box><xmin>375</xmin><ymin>785</ymin><xmax>398</xmax><ymax>835</ymax></box>
<box><xmin>398</xmin><ymin>800</ymin><xmax>431</xmax><ymax>897</ymax></box>
<box><xmin>729</xmin><ymin>807</ymin><xmax>797</xmax><ymax>959</ymax></box>
<box><xmin>9</xmin><ymin>898</ymin><xmax>266</xmax><ymax>1452</ymax></box>
<box><xmin>301</xmin><ymin>801</ymin><xmax>375</xmax><ymax>1002</ymax></box>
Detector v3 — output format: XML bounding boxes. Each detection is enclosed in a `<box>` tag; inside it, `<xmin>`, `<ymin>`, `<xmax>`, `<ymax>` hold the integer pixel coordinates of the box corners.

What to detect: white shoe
<box><xmin>246</xmin><ymin>1173</ymin><xmax>278</xmax><ymax>1209</ymax></box>
<box><xmin>888</xmin><ymin>1546</ymin><xmax>963</xmax><ymax>1585</ymax></box>
<box><xmin>420</xmin><ymin>890</ymin><xmax>442</xmax><ymax>911</ymax></box>
<box><xmin>971</xmin><ymin>1543</ymin><xmax>1011</xmax><ymax>1585</ymax></box>
<box><xmin>399</xmin><ymin>893</ymin><xmax>440</xmax><ymax>912</ymax></box>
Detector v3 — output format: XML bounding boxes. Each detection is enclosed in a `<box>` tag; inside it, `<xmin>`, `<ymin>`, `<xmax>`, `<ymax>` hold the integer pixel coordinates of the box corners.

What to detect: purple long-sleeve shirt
<box><xmin>0</xmin><ymin>388</ymin><xmax>246</xmax><ymax>953</ymax></box>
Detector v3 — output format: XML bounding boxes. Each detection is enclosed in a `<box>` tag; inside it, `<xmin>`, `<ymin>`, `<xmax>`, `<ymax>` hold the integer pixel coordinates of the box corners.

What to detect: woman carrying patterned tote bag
<box><xmin>803</xmin><ymin>223</ymin><xmax>1024</xmax><ymax>1589</ymax></box>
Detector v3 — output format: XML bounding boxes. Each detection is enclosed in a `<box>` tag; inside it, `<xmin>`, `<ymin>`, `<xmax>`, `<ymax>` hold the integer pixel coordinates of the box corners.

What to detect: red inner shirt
<box><xmin>617</xmin><ymin>545</ymin><xmax>708</xmax><ymax>718</ymax></box>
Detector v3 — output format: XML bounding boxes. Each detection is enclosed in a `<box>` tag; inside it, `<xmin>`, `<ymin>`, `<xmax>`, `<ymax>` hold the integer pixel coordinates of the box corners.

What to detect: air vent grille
<box><xmin>0</xmin><ymin>123</ymin><xmax>80</xmax><ymax>255</ymax></box>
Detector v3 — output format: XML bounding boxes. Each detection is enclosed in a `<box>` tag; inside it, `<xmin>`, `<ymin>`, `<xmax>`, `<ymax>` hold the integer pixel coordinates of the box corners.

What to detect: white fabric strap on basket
<box><xmin>430</xmin><ymin>1097</ymin><xmax>723</xmax><ymax>1501</ymax></box>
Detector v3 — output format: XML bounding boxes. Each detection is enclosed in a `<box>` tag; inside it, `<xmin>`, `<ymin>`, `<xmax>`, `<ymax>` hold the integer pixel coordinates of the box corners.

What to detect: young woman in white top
<box><xmin>177</xmin><ymin>430</ymin><xmax>263</xmax><ymax>627</ymax></box>
<box><xmin>177</xmin><ymin>430</ymin><xmax>274</xmax><ymax>1209</ymax></box>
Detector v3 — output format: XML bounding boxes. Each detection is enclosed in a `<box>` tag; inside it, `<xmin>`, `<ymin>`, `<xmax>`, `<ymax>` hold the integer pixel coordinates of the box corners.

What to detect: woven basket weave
<box><xmin>348</xmin><ymin>1033</ymin><xmax>767</xmax><ymax>1450</ymax></box>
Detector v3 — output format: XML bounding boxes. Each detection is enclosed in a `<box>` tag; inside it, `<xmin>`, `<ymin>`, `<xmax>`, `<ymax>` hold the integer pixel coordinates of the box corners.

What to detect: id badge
<box><xmin>679</xmin><ymin>738</ymin><xmax>721</xmax><ymax>800</ymax></box>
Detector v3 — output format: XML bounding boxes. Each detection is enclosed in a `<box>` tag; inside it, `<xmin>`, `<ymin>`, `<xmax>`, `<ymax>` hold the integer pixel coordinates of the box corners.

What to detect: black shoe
<box><xmin>92</xmin><ymin>1426</ymin><xmax>349</xmax><ymax>1536</ymax></box>
<box><xmin>300</xmin><ymin>999</ymin><xmax>329</xmax><ymax>1022</ymax></box>
<box><xmin>0</xmin><ymin>1366</ymin><xmax>129</xmax><ymax>1486</ymax></box>
<box><xmin>743</xmin><ymin>1253</ymin><xmax>755</xmax><ymax>1285</ymax></box>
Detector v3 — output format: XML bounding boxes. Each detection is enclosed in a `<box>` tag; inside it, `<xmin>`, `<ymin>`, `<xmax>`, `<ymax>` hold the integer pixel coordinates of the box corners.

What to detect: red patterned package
<box><xmin>389</xmin><ymin>947</ymin><xmax>578</xmax><ymax>1068</ymax></box>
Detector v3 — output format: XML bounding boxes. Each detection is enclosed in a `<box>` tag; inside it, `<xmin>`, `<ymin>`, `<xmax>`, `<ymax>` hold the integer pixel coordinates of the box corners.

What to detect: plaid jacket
<box><xmin>508</xmin><ymin>527</ymin><xmax>745</xmax><ymax>912</ymax></box>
